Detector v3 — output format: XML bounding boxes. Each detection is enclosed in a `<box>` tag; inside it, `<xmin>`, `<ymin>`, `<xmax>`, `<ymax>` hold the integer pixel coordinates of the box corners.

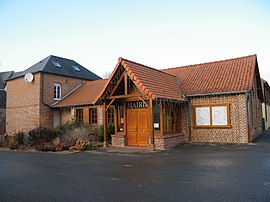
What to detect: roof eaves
<box><xmin>121</xmin><ymin>59</ymin><xmax>156</xmax><ymax>99</ymax></box>
<box><xmin>163</xmin><ymin>54</ymin><xmax>257</xmax><ymax>71</ymax></box>
<box><xmin>52</xmin><ymin>102</ymin><xmax>94</xmax><ymax>108</ymax></box>
<box><xmin>186</xmin><ymin>90</ymin><xmax>251</xmax><ymax>97</ymax></box>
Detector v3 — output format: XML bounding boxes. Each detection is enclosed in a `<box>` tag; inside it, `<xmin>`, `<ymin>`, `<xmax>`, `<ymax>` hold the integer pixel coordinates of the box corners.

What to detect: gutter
<box><xmin>186</xmin><ymin>90</ymin><xmax>251</xmax><ymax>97</ymax></box>
<box><xmin>51</xmin><ymin>102</ymin><xmax>94</xmax><ymax>109</ymax></box>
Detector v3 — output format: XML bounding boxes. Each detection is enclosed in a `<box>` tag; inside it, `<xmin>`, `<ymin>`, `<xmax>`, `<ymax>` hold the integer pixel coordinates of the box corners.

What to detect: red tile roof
<box><xmin>96</xmin><ymin>58</ymin><xmax>185</xmax><ymax>101</ymax></box>
<box><xmin>55</xmin><ymin>55</ymin><xmax>262</xmax><ymax>108</ymax></box>
<box><xmin>163</xmin><ymin>55</ymin><xmax>257</xmax><ymax>96</ymax></box>
<box><xmin>54</xmin><ymin>79</ymin><xmax>107</xmax><ymax>107</ymax></box>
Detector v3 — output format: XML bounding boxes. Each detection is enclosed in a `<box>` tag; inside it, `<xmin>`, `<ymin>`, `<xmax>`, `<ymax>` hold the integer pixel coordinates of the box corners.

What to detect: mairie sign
<box><xmin>127</xmin><ymin>101</ymin><xmax>147</xmax><ymax>109</ymax></box>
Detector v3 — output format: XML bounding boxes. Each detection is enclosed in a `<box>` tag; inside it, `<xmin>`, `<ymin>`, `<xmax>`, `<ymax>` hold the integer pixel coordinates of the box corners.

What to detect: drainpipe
<box><xmin>246</xmin><ymin>93</ymin><xmax>251</xmax><ymax>143</ymax></box>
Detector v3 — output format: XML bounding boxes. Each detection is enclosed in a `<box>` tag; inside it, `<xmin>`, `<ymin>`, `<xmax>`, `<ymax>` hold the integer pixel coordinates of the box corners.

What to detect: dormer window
<box><xmin>54</xmin><ymin>83</ymin><xmax>61</xmax><ymax>100</ymax></box>
<box><xmin>72</xmin><ymin>65</ymin><xmax>80</xmax><ymax>72</ymax></box>
<box><xmin>52</xmin><ymin>61</ymin><xmax>61</xmax><ymax>67</ymax></box>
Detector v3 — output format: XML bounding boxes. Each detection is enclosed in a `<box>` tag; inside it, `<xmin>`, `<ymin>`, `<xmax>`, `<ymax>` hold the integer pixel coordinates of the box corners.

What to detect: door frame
<box><xmin>127</xmin><ymin>108</ymin><xmax>149</xmax><ymax>147</ymax></box>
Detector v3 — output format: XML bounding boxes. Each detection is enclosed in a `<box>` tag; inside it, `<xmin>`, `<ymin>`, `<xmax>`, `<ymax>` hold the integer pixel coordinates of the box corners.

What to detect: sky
<box><xmin>0</xmin><ymin>0</ymin><xmax>270</xmax><ymax>81</ymax></box>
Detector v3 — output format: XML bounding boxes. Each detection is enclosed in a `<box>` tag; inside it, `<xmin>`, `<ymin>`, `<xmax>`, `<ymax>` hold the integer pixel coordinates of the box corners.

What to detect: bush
<box><xmin>5</xmin><ymin>121</ymin><xmax>101</xmax><ymax>152</ymax></box>
<box><xmin>6</xmin><ymin>131</ymin><xmax>27</xmax><ymax>150</ymax></box>
<box><xmin>54</xmin><ymin>120</ymin><xmax>84</xmax><ymax>138</ymax></box>
<box><xmin>29</xmin><ymin>127</ymin><xmax>58</xmax><ymax>151</ymax></box>
<box><xmin>97</xmin><ymin>123</ymin><xmax>115</xmax><ymax>144</ymax></box>
<box><xmin>63</xmin><ymin>126</ymin><xmax>93</xmax><ymax>150</ymax></box>
<box><xmin>8</xmin><ymin>135</ymin><xmax>18</xmax><ymax>150</ymax></box>
<box><xmin>17</xmin><ymin>131</ymin><xmax>25</xmax><ymax>145</ymax></box>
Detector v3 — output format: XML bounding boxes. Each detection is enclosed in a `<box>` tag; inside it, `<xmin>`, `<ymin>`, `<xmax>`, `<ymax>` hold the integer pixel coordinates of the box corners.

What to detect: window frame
<box><xmin>193</xmin><ymin>103</ymin><xmax>231</xmax><ymax>129</ymax></box>
<box><xmin>75</xmin><ymin>108</ymin><xmax>84</xmax><ymax>123</ymax></box>
<box><xmin>54</xmin><ymin>83</ymin><xmax>61</xmax><ymax>100</ymax></box>
<box><xmin>89</xmin><ymin>108</ymin><xmax>98</xmax><ymax>125</ymax></box>
<box><xmin>51</xmin><ymin>60</ymin><xmax>61</xmax><ymax>67</ymax></box>
<box><xmin>163</xmin><ymin>103</ymin><xmax>181</xmax><ymax>134</ymax></box>
<box><xmin>107</xmin><ymin>106</ymin><xmax>115</xmax><ymax>124</ymax></box>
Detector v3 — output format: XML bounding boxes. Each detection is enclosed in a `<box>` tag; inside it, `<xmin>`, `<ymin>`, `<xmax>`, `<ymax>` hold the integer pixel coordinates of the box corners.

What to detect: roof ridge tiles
<box><xmin>163</xmin><ymin>54</ymin><xmax>257</xmax><ymax>71</ymax></box>
<box><xmin>120</xmin><ymin>57</ymin><xmax>177</xmax><ymax>78</ymax></box>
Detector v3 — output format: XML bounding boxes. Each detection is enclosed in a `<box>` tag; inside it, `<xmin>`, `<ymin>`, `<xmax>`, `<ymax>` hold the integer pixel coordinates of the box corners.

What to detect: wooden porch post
<box><xmin>149</xmin><ymin>98</ymin><xmax>155</xmax><ymax>150</ymax></box>
<box><xmin>103</xmin><ymin>101</ymin><xmax>108</xmax><ymax>147</ymax></box>
<box><xmin>160</xmin><ymin>101</ymin><xmax>164</xmax><ymax>135</ymax></box>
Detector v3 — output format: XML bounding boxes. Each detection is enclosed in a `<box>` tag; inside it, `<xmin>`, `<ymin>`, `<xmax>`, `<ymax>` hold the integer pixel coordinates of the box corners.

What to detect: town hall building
<box><xmin>5</xmin><ymin>54</ymin><xmax>264</xmax><ymax>150</ymax></box>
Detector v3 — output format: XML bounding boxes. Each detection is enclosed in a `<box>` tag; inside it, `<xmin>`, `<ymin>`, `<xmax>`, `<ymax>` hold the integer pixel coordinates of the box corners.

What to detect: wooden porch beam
<box><xmin>108</xmin><ymin>73</ymin><xmax>125</xmax><ymax>97</ymax></box>
<box><xmin>124</xmin><ymin>72</ymin><xmax>128</xmax><ymax>95</ymax></box>
<box><xmin>105</xmin><ymin>98</ymin><xmax>115</xmax><ymax>111</ymax></box>
<box><xmin>138</xmin><ymin>96</ymin><xmax>149</xmax><ymax>108</ymax></box>
<box><xmin>107</xmin><ymin>94</ymin><xmax>136</xmax><ymax>99</ymax></box>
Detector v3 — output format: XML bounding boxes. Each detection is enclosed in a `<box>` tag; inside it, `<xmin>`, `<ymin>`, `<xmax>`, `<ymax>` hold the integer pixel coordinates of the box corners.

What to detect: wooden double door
<box><xmin>127</xmin><ymin>108</ymin><xmax>149</xmax><ymax>147</ymax></box>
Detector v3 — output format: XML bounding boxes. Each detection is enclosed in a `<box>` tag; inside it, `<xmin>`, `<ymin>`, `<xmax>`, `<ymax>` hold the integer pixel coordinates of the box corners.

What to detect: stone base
<box><xmin>154</xmin><ymin>134</ymin><xmax>185</xmax><ymax>150</ymax></box>
<box><xmin>111</xmin><ymin>133</ymin><xmax>185</xmax><ymax>150</ymax></box>
<box><xmin>111</xmin><ymin>135</ymin><xmax>127</xmax><ymax>147</ymax></box>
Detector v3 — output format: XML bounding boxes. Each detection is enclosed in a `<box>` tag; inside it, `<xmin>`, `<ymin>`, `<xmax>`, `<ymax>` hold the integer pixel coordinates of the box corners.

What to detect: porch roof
<box><xmin>96</xmin><ymin>57</ymin><xmax>185</xmax><ymax>102</ymax></box>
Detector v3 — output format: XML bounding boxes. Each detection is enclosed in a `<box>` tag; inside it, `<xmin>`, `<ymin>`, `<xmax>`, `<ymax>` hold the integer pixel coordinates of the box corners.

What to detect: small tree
<box><xmin>103</xmin><ymin>71</ymin><xmax>111</xmax><ymax>79</ymax></box>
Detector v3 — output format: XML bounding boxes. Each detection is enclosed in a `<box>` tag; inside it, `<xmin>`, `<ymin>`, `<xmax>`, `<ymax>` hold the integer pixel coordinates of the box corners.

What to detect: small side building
<box><xmin>53</xmin><ymin>79</ymin><xmax>108</xmax><ymax>132</ymax></box>
<box><xmin>261</xmin><ymin>78</ymin><xmax>270</xmax><ymax>130</ymax></box>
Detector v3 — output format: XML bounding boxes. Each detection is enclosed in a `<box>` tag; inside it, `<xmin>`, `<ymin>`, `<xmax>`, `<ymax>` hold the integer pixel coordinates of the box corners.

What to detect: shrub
<box><xmin>51</xmin><ymin>137</ymin><xmax>63</xmax><ymax>151</ymax></box>
<box><xmin>97</xmin><ymin>123</ymin><xmax>115</xmax><ymax>144</ymax></box>
<box><xmin>29</xmin><ymin>127</ymin><xmax>58</xmax><ymax>151</ymax></box>
<box><xmin>8</xmin><ymin>135</ymin><xmax>18</xmax><ymax>150</ymax></box>
<box><xmin>54</xmin><ymin>120</ymin><xmax>84</xmax><ymax>138</ymax></box>
<box><xmin>63</xmin><ymin>126</ymin><xmax>92</xmax><ymax>150</ymax></box>
<box><xmin>16</xmin><ymin>131</ymin><xmax>25</xmax><ymax>145</ymax></box>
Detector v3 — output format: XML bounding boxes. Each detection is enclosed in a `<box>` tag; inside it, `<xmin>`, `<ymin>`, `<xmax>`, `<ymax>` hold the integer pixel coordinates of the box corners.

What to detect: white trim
<box><xmin>54</xmin><ymin>83</ymin><xmax>61</xmax><ymax>100</ymax></box>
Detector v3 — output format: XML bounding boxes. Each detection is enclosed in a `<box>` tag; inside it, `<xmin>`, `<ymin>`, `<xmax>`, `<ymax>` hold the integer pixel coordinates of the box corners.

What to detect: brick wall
<box><xmin>180</xmin><ymin>102</ymin><xmax>190</xmax><ymax>141</ymax></box>
<box><xmin>6</xmin><ymin>73</ymin><xmax>41</xmax><ymax>134</ymax></box>
<box><xmin>250</xmin><ymin>78</ymin><xmax>263</xmax><ymax>141</ymax></box>
<box><xmin>39</xmin><ymin>73</ymin><xmax>85</xmax><ymax>128</ymax></box>
<box><xmin>153</xmin><ymin>134</ymin><xmax>185</xmax><ymax>150</ymax></box>
<box><xmin>42</xmin><ymin>73</ymin><xmax>84</xmax><ymax>106</ymax></box>
<box><xmin>72</xmin><ymin>105</ymin><xmax>103</xmax><ymax>131</ymax></box>
<box><xmin>6</xmin><ymin>73</ymin><xmax>87</xmax><ymax>134</ymax></box>
<box><xmin>189</xmin><ymin>93</ymin><xmax>249</xmax><ymax>143</ymax></box>
<box><xmin>61</xmin><ymin>109</ymin><xmax>72</xmax><ymax>123</ymax></box>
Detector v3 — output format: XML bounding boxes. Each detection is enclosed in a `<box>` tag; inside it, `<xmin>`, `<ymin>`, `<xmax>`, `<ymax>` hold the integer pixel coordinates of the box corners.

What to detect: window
<box><xmin>89</xmin><ymin>108</ymin><xmax>98</xmax><ymax>124</ymax></box>
<box><xmin>163</xmin><ymin>103</ymin><xmax>180</xmax><ymax>133</ymax></box>
<box><xmin>72</xmin><ymin>65</ymin><xmax>80</xmax><ymax>72</ymax></box>
<box><xmin>51</xmin><ymin>60</ymin><xmax>61</xmax><ymax>67</ymax></box>
<box><xmin>117</xmin><ymin>104</ymin><xmax>124</xmax><ymax>132</ymax></box>
<box><xmin>193</xmin><ymin>104</ymin><xmax>230</xmax><ymax>128</ymax></box>
<box><xmin>76</xmin><ymin>109</ymin><xmax>83</xmax><ymax>123</ymax></box>
<box><xmin>154</xmin><ymin>104</ymin><xmax>160</xmax><ymax>132</ymax></box>
<box><xmin>107</xmin><ymin>107</ymin><xmax>114</xmax><ymax>124</ymax></box>
<box><xmin>54</xmin><ymin>84</ymin><xmax>61</xmax><ymax>100</ymax></box>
